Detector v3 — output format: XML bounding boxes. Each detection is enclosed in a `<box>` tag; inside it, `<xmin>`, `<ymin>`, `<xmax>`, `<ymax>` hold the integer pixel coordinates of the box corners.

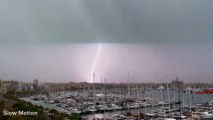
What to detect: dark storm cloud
<box><xmin>1</xmin><ymin>0</ymin><xmax>213</xmax><ymax>44</ymax></box>
<box><xmin>0</xmin><ymin>0</ymin><xmax>98</xmax><ymax>44</ymax></box>
<box><xmin>83</xmin><ymin>0</ymin><xmax>213</xmax><ymax>43</ymax></box>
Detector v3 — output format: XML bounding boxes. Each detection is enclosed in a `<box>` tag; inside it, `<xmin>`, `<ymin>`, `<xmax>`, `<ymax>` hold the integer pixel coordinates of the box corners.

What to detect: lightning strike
<box><xmin>90</xmin><ymin>43</ymin><xmax>102</xmax><ymax>82</ymax></box>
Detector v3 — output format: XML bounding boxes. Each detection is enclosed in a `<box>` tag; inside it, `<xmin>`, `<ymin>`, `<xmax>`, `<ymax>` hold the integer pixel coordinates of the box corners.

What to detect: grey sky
<box><xmin>1</xmin><ymin>0</ymin><xmax>213</xmax><ymax>44</ymax></box>
<box><xmin>0</xmin><ymin>1</ymin><xmax>213</xmax><ymax>83</ymax></box>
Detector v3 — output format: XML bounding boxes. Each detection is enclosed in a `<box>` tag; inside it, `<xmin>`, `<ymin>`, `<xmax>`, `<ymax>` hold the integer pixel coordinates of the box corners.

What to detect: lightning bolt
<box><xmin>90</xmin><ymin>43</ymin><xmax>102</xmax><ymax>82</ymax></box>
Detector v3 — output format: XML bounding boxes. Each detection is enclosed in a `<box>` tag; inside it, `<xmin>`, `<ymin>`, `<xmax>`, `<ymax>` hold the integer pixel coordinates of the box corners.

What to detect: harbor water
<box><xmin>21</xmin><ymin>89</ymin><xmax>213</xmax><ymax>119</ymax></box>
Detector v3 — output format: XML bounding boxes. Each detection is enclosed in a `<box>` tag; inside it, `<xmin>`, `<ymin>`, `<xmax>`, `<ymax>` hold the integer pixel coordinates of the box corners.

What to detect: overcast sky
<box><xmin>0</xmin><ymin>0</ymin><xmax>213</xmax><ymax>83</ymax></box>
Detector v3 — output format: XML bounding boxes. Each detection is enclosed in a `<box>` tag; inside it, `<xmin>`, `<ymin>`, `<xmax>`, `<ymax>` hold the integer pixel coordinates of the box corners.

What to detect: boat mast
<box><xmin>93</xmin><ymin>72</ymin><xmax>95</xmax><ymax>104</ymax></box>
<box><xmin>133</xmin><ymin>73</ymin><xmax>135</xmax><ymax>98</ymax></box>
<box><xmin>192</xmin><ymin>84</ymin><xmax>195</xmax><ymax>106</ymax></box>
<box><xmin>137</xmin><ymin>84</ymin><xmax>140</xmax><ymax>120</ymax></box>
<box><xmin>104</xmin><ymin>77</ymin><xmax>107</xmax><ymax>103</ymax></box>
<box><xmin>173</xmin><ymin>85</ymin><xmax>176</xmax><ymax>109</ymax></box>
<box><xmin>177</xmin><ymin>76</ymin><xmax>182</xmax><ymax>120</ymax></box>
<box><xmin>104</xmin><ymin>77</ymin><xmax>106</xmax><ymax>115</ymax></box>
<box><xmin>188</xmin><ymin>87</ymin><xmax>191</xmax><ymax>112</ymax></box>
<box><xmin>151</xmin><ymin>84</ymin><xmax>154</xmax><ymax>110</ymax></box>
<box><xmin>167</xmin><ymin>82</ymin><xmax>171</xmax><ymax>112</ymax></box>
<box><xmin>128</xmin><ymin>71</ymin><xmax>130</xmax><ymax>98</ymax></box>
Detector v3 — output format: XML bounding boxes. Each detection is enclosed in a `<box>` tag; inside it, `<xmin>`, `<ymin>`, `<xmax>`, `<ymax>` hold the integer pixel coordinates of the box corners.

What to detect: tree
<box><xmin>0</xmin><ymin>101</ymin><xmax>4</xmax><ymax>120</ymax></box>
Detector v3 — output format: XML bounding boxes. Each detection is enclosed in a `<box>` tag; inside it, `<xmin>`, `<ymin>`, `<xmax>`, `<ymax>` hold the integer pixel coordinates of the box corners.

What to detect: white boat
<box><xmin>71</xmin><ymin>109</ymin><xmax>81</xmax><ymax>114</ymax></box>
<box><xmin>171</xmin><ymin>112</ymin><xmax>187</xmax><ymax>119</ymax></box>
<box><xmin>164</xmin><ymin>118</ymin><xmax>176</xmax><ymax>120</ymax></box>
<box><xmin>200</xmin><ymin>111</ymin><xmax>213</xmax><ymax>119</ymax></box>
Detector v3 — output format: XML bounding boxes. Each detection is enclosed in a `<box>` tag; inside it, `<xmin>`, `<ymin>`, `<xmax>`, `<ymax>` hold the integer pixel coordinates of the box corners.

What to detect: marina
<box><xmin>22</xmin><ymin>83</ymin><xmax>213</xmax><ymax>120</ymax></box>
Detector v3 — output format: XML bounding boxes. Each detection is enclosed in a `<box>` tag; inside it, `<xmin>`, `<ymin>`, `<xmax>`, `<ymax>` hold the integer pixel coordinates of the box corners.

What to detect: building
<box><xmin>33</xmin><ymin>79</ymin><xmax>39</xmax><ymax>90</ymax></box>
<box><xmin>33</xmin><ymin>79</ymin><xmax>39</xmax><ymax>86</ymax></box>
<box><xmin>0</xmin><ymin>80</ymin><xmax>20</xmax><ymax>93</ymax></box>
<box><xmin>40</xmin><ymin>81</ymin><xmax>79</xmax><ymax>92</ymax></box>
<box><xmin>0</xmin><ymin>80</ymin><xmax>7</xmax><ymax>94</ymax></box>
<box><xmin>21</xmin><ymin>82</ymin><xmax>31</xmax><ymax>91</ymax></box>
